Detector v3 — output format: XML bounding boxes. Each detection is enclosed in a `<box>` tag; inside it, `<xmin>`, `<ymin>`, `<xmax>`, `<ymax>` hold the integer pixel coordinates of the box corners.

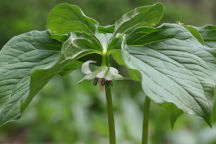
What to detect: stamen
<box><xmin>101</xmin><ymin>78</ymin><xmax>105</xmax><ymax>86</ymax></box>
<box><xmin>106</xmin><ymin>80</ymin><xmax>110</xmax><ymax>86</ymax></box>
<box><xmin>110</xmin><ymin>81</ymin><xmax>113</xmax><ymax>87</ymax></box>
<box><xmin>93</xmin><ymin>77</ymin><xmax>98</xmax><ymax>86</ymax></box>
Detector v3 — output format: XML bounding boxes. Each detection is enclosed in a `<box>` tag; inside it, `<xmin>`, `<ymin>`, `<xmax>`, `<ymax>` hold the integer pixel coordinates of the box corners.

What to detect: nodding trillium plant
<box><xmin>0</xmin><ymin>2</ymin><xmax>216</xmax><ymax>144</ymax></box>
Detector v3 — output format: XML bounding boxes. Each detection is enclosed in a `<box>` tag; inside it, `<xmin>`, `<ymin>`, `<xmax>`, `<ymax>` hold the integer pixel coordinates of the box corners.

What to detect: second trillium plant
<box><xmin>0</xmin><ymin>2</ymin><xmax>216</xmax><ymax>144</ymax></box>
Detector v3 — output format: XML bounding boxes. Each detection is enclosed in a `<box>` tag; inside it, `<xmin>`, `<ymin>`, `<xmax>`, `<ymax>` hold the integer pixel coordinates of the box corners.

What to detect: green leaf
<box><xmin>77</xmin><ymin>53</ymin><xmax>102</xmax><ymax>66</ymax></box>
<box><xmin>125</xmin><ymin>26</ymin><xmax>170</xmax><ymax>45</ymax></box>
<box><xmin>112</xmin><ymin>50</ymin><xmax>142</xmax><ymax>81</ymax></box>
<box><xmin>61</xmin><ymin>32</ymin><xmax>102</xmax><ymax>61</ymax></box>
<box><xmin>47</xmin><ymin>3</ymin><xmax>99</xmax><ymax>35</ymax></box>
<box><xmin>55</xmin><ymin>32</ymin><xmax>117</xmax><ymax>77</ymax></box>
<box><xmin>94</xmin><ymin>33</ymin><xmax>123</xmax><ymax>54</ymax></box>
<box><xmin>212</xmin><ymin>85</ymin><xmax>216</xmax><ymax>123</ymax></box>
<box><xmin>122</xmin><ymin>23</ymin><xmax>216</xmax><ymax>125</ymax></box>
<box><xmin>59</xmin><ymin>60</ymin><xmax>82</xmax><ymax>76</ymax></box>
<box><xmin>59</xmin><ymin>32</ymin><xmax>117</xmax><ymax>75</ymax></box>
<box><xmin>161</xmin><ymin>103</ymin><xmax>183</xmax><ymax>129</ymax></box>
<box><xmin>184</xmin><ymin>25</ymin><xmax>205</xmax><ymax>45</ymax></box>
<box><xmin>98</xmin><ymin>25</ymin><xmax>115</xmax><ymax>34</ymax></box>
<box><xmin>112</xmin><ymin>50</ymin><xmax>125</xmax><ymax>66</ymax></box>
<box><xmin>114</xmin><ymin>3</ymin><xmax>164</xmax><ymax>35</ymax></box>
<box><xmin>197</xmin><ymin>25</ymin><xmax>216</xmax><ymax>123</ymax></box>
<box><xmin>0</xmin><ymin>31</ymin><xmax>63</xmax><ymax>126</ymax></box>
<box><xmin>197</xmin><ymin>25</ymin><xmax>216</xmax><ymax>48</ymax></box>
<box><xmin>126</xmin><ymin>26</ymin><xmax>158</xmax><ymax>45</ymax></box>
<box><xmin>48</xmin><ymin>31</ymin><xmax>70</xmax><ymax>43</ymax></box>
<box><xmin>0</xmin><ymin>29</ymin><xmax>108</xmax><ymax>126</ymax></box>
<box><xmin>22</xmin><ymin>55</ymin><xmax>68</xmax><ymax>110</ymax></box>
<box><xmin>177</xmin><ymin>22</ymin><xmax>205</xmax><ymax>45</ymax></box>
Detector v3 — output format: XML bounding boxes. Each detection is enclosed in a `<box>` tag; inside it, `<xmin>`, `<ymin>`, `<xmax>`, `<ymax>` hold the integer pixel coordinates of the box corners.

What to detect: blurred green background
<box><xmin>0</xmin><ymin>0</ymin><xmax>216</xmax><ymax>144</ymax></box>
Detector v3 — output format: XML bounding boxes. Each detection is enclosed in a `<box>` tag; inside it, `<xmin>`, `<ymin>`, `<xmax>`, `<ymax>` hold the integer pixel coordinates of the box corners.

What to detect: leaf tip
<box><xmin>203</xmin><ymin>114</ymin><xmax>212</xmax><ymax>128</ymax></box>
<box><xmin>153</xmin><ymin>2</ymin><xmax>165</xmax><ymax>14</ymax></box>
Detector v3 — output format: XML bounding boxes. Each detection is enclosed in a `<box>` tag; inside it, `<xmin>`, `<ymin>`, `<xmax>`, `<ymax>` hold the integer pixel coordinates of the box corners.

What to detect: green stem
<box><xmin>102</xmin><ymin>54</ymin><xmax>107</xmax><ymax>66</ymax></box>
<box><xmin>102</xmin><ymin>53</ymin><xmax>110</xmax><ymax>66</ymax></box>
<box><xmin>102</xmin><ymin>50</ymin><xmax>115</xmax><ymax>143</ymax></box>
<box><xmin>142</xmin><ymin>97</ymin><xmax>151</xmax><ymax>144</ymax></box>
<box><xmin>105</xmin><ymin>85</ymin><xmax>116</xmax><ymax>144</ymax></box>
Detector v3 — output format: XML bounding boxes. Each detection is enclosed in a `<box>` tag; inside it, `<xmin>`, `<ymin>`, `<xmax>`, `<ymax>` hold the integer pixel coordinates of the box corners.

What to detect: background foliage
<box><xmin>0</xmin><ymin>0</ymin><xmax>216</xmax><ymax>144</ymax></box>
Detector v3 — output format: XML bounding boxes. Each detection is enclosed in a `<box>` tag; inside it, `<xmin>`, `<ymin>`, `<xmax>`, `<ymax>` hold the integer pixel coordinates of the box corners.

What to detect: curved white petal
<box><xmin>81</xmin><ymin>60</ymin><xmax>96</xmax><ymax>74</ymax></box>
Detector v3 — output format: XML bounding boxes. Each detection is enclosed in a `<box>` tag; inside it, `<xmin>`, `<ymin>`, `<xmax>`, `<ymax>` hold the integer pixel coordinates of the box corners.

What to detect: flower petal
<box><xmin>81</xmin><ymin>60</ymin><xmax>96</xmax><ymax>74</ymax></box>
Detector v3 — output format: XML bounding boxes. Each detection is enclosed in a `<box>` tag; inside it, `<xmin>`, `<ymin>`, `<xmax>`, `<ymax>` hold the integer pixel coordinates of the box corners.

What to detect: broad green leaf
<box><xmin>47</xmin><ymin>3</ymin><xmax>99</xmax><ymax>35</ymax></box>
<box><xmin>122</xmin><ymin>23</ymin><xmax>216</xmax><ymax>125</ymax></box>
<box><xmin>0</xmin><ymin>29</ymin><xmax>110</xmax><ymax>126</ymax></box>
<box><xmin>98</xmin><ymin>25</ymin><xmax>115</xmax><ymax>34</ymax></box>
<box><xmin>126</xmin><ymin>27</ymin><xmax>158</xmax><ymax>45</ymax></box>
<box><xmin>59</xmin><ymin>32</ymin><xmax>112</xmax><ymax>76</ymax></box>
<box><xmin>94</xmin><ymin>33</ymin><xmax>123</xmax><ymax>54</ymax></box>
<box><xmin>77</xmin><ymin>53</ymin><xmax>102</xmax><ymax>66</ymax></box>
<box><xmin>108</xmin><ymin>34</ymin><xmax>125</xmax><ymax>54</ymax></box>
<box><xmin>48</xmin><ymin>31</ymin><xmax>70</xmax><ymax>43</ymax></box>
<box><xmin>125</xmin><ymin>26</ymin><xmax>170</xmax><ymax>45</ymax></box>
<box><xmin>169</xmin><ymin>106</ymin><xmax>183</xmax><ymax>129</ymax></box>
<box><xmin>59</xmin><ymin>60</ymin><xmax>82</xmax><ymax>76</ymax></box>
<box><xmin>61</xmin><ymin>32</ymin><xmax>102</xmax><ymax>61</ymax></box>
<box><xmin>177</xmin><ymin>22</ymin><xmax>205</xmax><ymax>45</ymax></box>
<box><xmin>212</xmin><ymin>85</ymin><xmax>216</xmax><ymax>123</ymax></box>
<box><xmin>0</xmin><ymin>31</ymin><xmax>62</xmax><ymax>126</ymax></box>
<box><xmin>114</xmin><ymin>3</ymin><xmax>164</xmax><ymax>35</ymax></box>
<box><xmin>57</xmin><ymin>32</ymin><xmax>121</xmax><ymax>77</ymax></box>
<box><xmin>22</xmin><ymin>55</ymin><xmax>68</xmax><ymax>110</ymax></box>
<box><xmin>161</xmin><ymin>103</ymin><xmax>183</xmax><ymax>129</ymax></box>
<box><xmin>197</xmin><ymin>25</ymin><xmax>216</xmax><ymax>123</ymax></box>
<box><xmin>95</xmin><ymin>33</ymin><xmax>113</xmax><ymax>54</ymax></box>
<box><xmin>112</xmin><ymin>50</ymin><xmax>142</xmax><ymax>81</ymax></box>
<box><xmin>183</xmin><ymin>25</ymin><xmax>205</xmax><ymax>45</ymax></box>
<box><xmin>112</xmin><ymin>50</ymin><xmax>125</xmax><ymax>66</ymax></box>
<box><xmin>197</xmin><ymin>25</ymin><xmax>216</xmax><ymax>48</ymax></box>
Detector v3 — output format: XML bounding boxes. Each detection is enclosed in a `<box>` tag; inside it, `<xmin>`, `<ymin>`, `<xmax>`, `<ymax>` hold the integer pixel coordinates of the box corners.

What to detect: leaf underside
<box><xmin>197</xmin><ymin>25</ymin><xmax>216</xmax><ymax>123</ymax></box>
<box><xmin>0</xmin><ymin>31</ymin><xmax>63</xmax><ymax>126</ymax></box>
<box><xmin>122</xmin><ymin>23</ymin><xmax>216</xmax><ymax>125</ymax></box>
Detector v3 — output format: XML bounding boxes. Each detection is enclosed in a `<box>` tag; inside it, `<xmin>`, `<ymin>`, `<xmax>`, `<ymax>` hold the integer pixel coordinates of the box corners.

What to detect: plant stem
<box><xmin>105</xmin><ymin>85</ymin><xmax>116</xmax><ymax>144</ymax></box>
<box><xmin>102</xmin><ymin>53</ymin><xmax>107</xmax><ymax>66</ymax></box>
<box><xmin>142</xmin><ymin>97</ymin><xmax>151</xmax><ymax>144</ymax></box>
<box><xmin>103</xmin><ymin>49</ymin><xmax>115</xmax><ymax>143</ymax></box>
